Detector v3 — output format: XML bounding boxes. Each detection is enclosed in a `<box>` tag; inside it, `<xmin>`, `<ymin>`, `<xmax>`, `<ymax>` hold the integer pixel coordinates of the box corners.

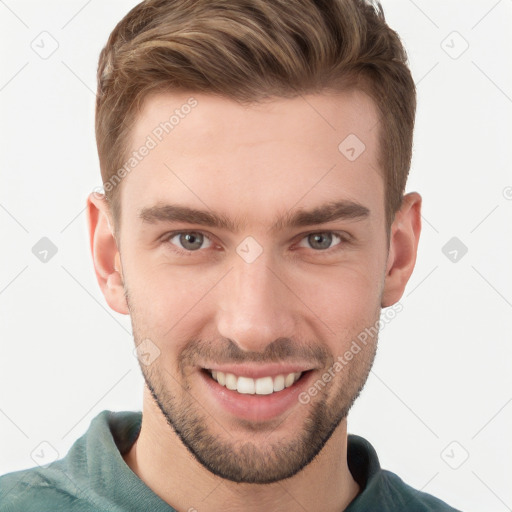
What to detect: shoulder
<box><xmin>371</xmin><ymin>469</ymin><xmax>462</xmax><ymax>511</ymax></box>
<box><xmin>346</xmin><ymin>434</ymin><xmax>462</xmax><ymax>512</ymax></box>
<box><xmin>0</xmin><ymin>410</ymin><xmax>143</xmax><ymax>512</ymax></box>
<box><xmin>0</xmin><ymin>464</ymin><xmax>76</xmax><ymax>511</ymax></box>
<box><xmin>0</xmin><ymin>461</ymin><xmax>115</xmax><ymax>512</ymax></box>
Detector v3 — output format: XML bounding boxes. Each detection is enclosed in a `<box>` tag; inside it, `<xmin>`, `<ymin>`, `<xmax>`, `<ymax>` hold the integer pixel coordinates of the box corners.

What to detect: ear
<box><xmin>381</xmin><ymin>192</ymin><xmax>422</xmax><ymax>307</ymax></box>
<box><xmin>86</xmin><ymin>192</ymin><xmax>129</xmax><ymax>315</ymax></box>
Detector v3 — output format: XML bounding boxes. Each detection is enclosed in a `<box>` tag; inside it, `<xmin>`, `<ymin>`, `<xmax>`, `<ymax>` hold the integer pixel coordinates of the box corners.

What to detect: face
<box><xmin>106</xmin><ymin>90</ymin><xmax>393</xmax><ymax>483</ymax></box>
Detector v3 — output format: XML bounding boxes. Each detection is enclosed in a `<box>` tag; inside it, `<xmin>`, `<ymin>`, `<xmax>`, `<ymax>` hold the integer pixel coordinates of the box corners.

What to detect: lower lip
<box><xmin>199</xmin><ymin>369</ymin><xmax>314</xmax><ymax>423</ymax></box>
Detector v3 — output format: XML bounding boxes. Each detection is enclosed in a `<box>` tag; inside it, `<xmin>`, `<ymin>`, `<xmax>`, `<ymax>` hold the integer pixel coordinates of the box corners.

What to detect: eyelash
<box><xmin>161</xmin><ymin>230</ymin><xmax>351</xmax><ymax>256</ymax></box>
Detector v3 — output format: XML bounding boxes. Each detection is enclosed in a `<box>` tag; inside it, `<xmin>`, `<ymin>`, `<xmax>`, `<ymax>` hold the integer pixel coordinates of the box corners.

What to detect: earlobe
<box><xmin>381</xmin><ymin>192</ymin><xmax>422</xmax><ymax>308</ymax></box>
<box><xmin>86</xmin><ymin>192</ymin><xmax>129</xmax><ymax>315</ymax></box>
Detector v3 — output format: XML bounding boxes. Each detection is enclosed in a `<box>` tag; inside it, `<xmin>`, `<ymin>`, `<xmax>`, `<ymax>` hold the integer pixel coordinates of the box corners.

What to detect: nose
<box><xmin>215</xmin><ymin>252</ymin><xmax>296</xmax><ymax>353</ymax></box>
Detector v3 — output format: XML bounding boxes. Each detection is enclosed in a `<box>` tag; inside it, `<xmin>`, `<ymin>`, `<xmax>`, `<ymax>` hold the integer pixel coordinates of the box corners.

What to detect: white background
<box><xmin>0</xmin><ymin>1</ymin><xmax>511</xmax><ymax>511</ymax></box>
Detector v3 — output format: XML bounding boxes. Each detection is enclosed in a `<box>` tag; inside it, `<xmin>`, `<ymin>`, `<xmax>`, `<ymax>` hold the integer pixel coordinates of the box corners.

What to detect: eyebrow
<box><xmin>138</xmin><ymin>199</ymin><xmax>370</xmax><ymax>233</ymax></box>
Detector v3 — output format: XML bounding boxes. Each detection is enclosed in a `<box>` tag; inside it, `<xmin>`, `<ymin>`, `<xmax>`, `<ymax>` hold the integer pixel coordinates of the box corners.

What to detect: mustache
<box><xmin>180</xmin><ymin>337</ymin><xmax>331</xmax><ymax>367</ymax></box>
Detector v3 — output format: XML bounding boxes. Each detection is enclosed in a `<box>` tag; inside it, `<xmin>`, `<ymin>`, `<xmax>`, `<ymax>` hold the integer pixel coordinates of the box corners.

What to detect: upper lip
<box><xmin>202</xmin><ymin>363</ymin><xmax>314</xmax><ymax>379</ymax></box>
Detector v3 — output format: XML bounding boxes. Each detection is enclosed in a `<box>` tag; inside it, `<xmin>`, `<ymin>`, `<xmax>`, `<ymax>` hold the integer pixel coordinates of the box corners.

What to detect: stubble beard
<box><xmin>137</xmin><ymin>337</ymin><xmax>378</xmax><ymax>484</ymax></box>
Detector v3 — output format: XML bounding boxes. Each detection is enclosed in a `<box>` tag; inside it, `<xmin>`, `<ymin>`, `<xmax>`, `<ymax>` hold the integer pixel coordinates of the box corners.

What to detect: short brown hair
<box><xmin>95</xmin><ymin>0</ymin><xmax>416</xmax><ymax>240</ymax></box>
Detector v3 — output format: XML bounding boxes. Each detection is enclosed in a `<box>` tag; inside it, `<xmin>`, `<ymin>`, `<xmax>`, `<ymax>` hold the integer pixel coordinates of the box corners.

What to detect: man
<box><xmin>0</xmin><ymin>0</ymin><xmax>461</xmax><ymax>510</ymax></box>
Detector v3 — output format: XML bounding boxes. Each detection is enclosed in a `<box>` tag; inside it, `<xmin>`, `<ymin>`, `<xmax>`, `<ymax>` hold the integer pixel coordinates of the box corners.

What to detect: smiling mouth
<box><xmin>203</xmin><ymin>369</ymin><xmax>310</xmax><ymax>395</ymax></box>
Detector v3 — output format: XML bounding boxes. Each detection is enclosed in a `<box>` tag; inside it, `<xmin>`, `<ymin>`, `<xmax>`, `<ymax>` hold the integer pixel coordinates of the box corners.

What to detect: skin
<box><xmin>87</xmin><ymin>89</ymin><xmax>421</xmax><ymax>512</ymax></box>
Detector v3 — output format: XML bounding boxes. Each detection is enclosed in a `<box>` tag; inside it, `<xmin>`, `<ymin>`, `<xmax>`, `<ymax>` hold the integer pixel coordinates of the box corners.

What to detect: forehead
<box><xmin>120</xmin><ymin>90</ymin><xmax>383</xmax><ymax>228</ymax></box>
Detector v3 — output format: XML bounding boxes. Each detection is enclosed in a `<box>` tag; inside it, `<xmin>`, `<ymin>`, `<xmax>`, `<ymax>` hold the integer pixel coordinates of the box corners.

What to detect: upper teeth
<box><xmin>210</xmin><ymin>371</ymin><xmax>302</xmax><ymax>395</ymax></box>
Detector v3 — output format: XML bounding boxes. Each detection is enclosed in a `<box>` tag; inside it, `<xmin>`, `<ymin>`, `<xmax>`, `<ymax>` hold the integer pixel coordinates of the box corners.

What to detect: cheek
<box><xmin>125</xmin><ymin>257</ymin><xmax>222</xmax><ymax>341</ymax></box>
<box><xmin>295</xmin><ymin>263</ymin><xmax>382</xmax><ymax>331</ymax></box>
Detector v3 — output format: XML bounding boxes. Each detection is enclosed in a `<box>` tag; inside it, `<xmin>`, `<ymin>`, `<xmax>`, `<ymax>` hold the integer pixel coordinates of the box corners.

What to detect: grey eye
<box><xmin>170</xmin><ymin>232</ymin><xmax>212</xmax><ymax>251</ymax></box>
<box><xmin>298</xmin><ymin>232</ymin><xmax>342</xmax><ymax>251</ymax></box>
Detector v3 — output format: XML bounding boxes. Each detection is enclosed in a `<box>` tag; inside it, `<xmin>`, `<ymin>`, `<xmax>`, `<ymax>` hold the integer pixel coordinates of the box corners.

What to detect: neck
<box><xmin>123</xmin><ymin>387</ymin><xmax>360</xmax><ymax>512</ymax></box>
